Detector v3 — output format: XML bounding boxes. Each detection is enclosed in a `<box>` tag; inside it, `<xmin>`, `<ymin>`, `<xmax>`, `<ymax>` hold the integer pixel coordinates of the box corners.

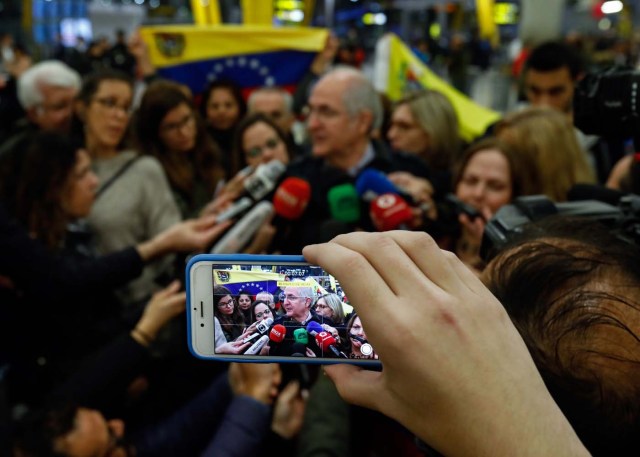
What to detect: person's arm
<box><xmin>50</xmin><ymin>281</ymin><xmax>185</xmax><ymax>409</ymax></box>
<box><xmin>0</xmin><ymin>203</ymin><xmax>143</xmax><ymax>300</ymax></box>
<box><xmin>200</xmin><ymin>363</ymin><xmax>281</xmax><ymax>457</ymax></box>
<box><xmin>303</xmin><ymin>231</ymin><xmax>590</xmax><ymax>457</ymax></box>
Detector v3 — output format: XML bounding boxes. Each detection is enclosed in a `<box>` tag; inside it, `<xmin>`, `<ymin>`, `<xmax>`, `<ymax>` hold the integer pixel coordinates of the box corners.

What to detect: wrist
<box><xmin>131</xmin><ymin>326</ymin><xmax>156</xmax><ymax>347</ymax></box>
<box><xmin>137</xmin><ymin>234</ymin><xmax>168</xmax><ymax>262</ymax></box>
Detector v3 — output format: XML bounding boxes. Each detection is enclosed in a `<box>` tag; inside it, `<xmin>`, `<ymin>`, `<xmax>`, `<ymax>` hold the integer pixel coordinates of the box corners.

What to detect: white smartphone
<box><xmin>187</xmin><ymin>254</ymin><xmax>380</xmax><ymax>365</ymax></box>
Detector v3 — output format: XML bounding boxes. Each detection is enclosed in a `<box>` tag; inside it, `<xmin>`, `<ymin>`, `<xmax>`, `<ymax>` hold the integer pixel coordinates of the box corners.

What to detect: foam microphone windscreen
<box><xmin>327</xmin><ymin>183</ymin><xmax>360</xmax><ymax>222</ymax></box>
<box><xmin>269</xmin><ymin>324</ymin><xmax>286</xmax><ymax>343</ymax></box>
<box><xmin>369</xmin><ymin>193</ymin><xmax>413</xmax><ymax>231</ymax></box>
<box><xmin>273</xmin><ymin>177</ymin><xmax>311</xmax><ymax>219</ymax></box>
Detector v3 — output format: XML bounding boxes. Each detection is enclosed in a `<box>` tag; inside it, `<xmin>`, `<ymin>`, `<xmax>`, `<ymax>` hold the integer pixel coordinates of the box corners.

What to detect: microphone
<box><xmin>355</xmin><ymin>168</ymin><xmax>423</xmax><ymax>209</ymax></box>
<box><xmin>217</xmin><ymin>161</ymin><xmax>286</xmax><ymax>222</ymax></box>
<box><xmin>305</xmin><ymin>321</ymin><xmax>324</xmax><ymax>336</ymax></box>
<box><xmin>369</xmin><ymin>193</ymin><xmax>413</xmax><ymax>231</ymax></box>
<box><xmin>444</xmin><ymin>193</ymin><xmax>482</xmax><ymax>220</ymax></box>
<box><xmin>210</xmin><ymin>201</ymin><xmax>274</xmax><ymax>254</ymax></box>
<box><xmin>240</xmin><ymin>317</ymin><xmax>274</xmax><ymax>344</ymax></box>
<box><xmin>243</xmin><ymin>160</ymin><xmax>286</xmax><ymax>201</ymax></box>
<box><xmin>269</xmin><ymin>324</ymin><xmax>286</xmax><ymax>343</ymax></box>
<box><xmin>290</xmin><ymin>342</ymin><xmax>307</xmax><ymax>356</ymax></box>
<box><xmin>327</xmin><ymin>183</ymin><xmax>361</xmax><ymax>222</ymax></box>
<box><xmin>315</xmin><ymin>331</ymin><xmax>347</xmax><ymax>358</ymax></box>
<box><xmin>293</xmin><ymin>328</ymin><xmax>309</xmax><ymax>345</ymax></box>
<box><xmin>273</xmin><ymin>177</ymin><xmax>311</xmax><ymax>220</ymax></box>
<box><xmin>349</xmin><ymin>334</ymin><xmax>368</xmax><ymax>344</ymax></box>
<box><xmin>244</xmin><ymin>335</ymin><xmax>269</xmax><ymax>355</ymax></box>
<box><xmin>215</xmin><ymin>197</ymin><xmax>254</xmax><ymax>223</ymax></box>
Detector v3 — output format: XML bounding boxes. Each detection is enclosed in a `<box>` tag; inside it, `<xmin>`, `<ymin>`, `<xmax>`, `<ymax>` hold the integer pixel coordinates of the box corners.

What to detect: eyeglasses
<box><xmin>161</xmin><ymin>113</ymin><xmax>195</xmax><ymax>134</ymax></box>
<box><xmin>255</xmin><ymin>308</ymin><xmax>272</xmax><ymax>319</ymax></box>
<box><xmin>217</xmin><ymin>299</ymin><xmax>234</xmax><ymax>308</ymax></box>
<box><xmin>246</xmin><ymin>137</ymin><xmax>281</xmax><ymax>158</ymax></box>
<box><xmin>93</xmin><ymin>96</ymin><xmax>133</xmax><ymax>115</ymax></box>
<box><xmin>315</xmin><ymin>304</ymin><xmax>329</xmax><ymax>310</ymax></box>
<box><xmin>303</xmin><ymin>105</ymin><xmax>344</xmax><ymax>122</ymax></box>
<box><xmin>279</xmin><ymin>293</ymin><xmax>303</xmax><ymax>302</ymax></box>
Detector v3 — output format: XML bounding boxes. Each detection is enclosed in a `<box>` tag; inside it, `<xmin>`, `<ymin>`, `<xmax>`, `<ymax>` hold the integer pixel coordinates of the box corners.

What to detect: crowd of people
<box><xmin>0</xmin><ymin>26</ymin><xmax>639</xmax><ymax>456</ymax></box>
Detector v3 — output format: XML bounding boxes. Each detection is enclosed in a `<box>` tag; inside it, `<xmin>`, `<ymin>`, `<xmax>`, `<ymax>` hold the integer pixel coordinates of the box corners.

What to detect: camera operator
<box><xmin>522</xmin><ymin>41</ymin><xmax>625</xmax><ymax>184</ymax></box>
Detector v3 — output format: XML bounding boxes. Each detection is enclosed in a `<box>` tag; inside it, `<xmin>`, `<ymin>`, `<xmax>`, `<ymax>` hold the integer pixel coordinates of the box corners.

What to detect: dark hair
<box><xmin>13</xmin><ymin>403</ymin><xmax>78</xmax><ymax>457</ymax></box>
<box><xmin>15</xmin><ymin>132</ymin><xmax>82</xmax><ymax>249</ymax></box>
<box><xmin>525</xmin><ymin>41</ymin><xmax>583</xmax><ymax>80</ymax></box>
<box><xmin>485</xmin><ymin>217</ymin><xmax>640</xmax><ymax>455</ymax></box>
<box><xmin>250</xmin><ymin>299</ymin><xmax>272</xmax><ymax>323</ymax></box>
<box><xmin>134</xmin><ymin>81</ymin><xmax>224</xmax><ymax>207</ymax></box>
<box><xmin>74</xmin><ymin>69</ymin><xmax>134</xmax><ymax>150</ymax></box>
<box><xmin>233</xmin><ymin>112</ymin><xmax>291</xmax><ymax>161</ymax></box>
<box><xmin>213</xmin><ymin>285</ymin><xmax>245</xmax><ymax>339</ymax></box>
<box><xmin>199</xmin><ymin>79</ymin><xmax>247</xmax><ymax>126</ymax></box>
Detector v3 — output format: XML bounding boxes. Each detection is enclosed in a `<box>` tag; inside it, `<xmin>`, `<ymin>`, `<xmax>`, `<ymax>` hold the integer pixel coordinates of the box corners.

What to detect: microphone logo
<box><xmin>376</xmin><ymin>194</ymin><xmax>398</xmax><ymax>209</ymax></box>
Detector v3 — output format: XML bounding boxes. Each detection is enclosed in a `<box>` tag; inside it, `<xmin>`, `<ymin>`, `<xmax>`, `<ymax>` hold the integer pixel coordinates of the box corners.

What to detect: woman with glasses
<box><xmin>134</xmin><ymin>80</ymin><xmax>225</xmax><ymax>219</ymax></box>
<box><xmin>234</xmin><ymin>112</ymin><xmax>291</xmax><ymax>169</ymax></box>
<box><xmin>74</xmin><ymin>69</ymin><xmax>181</xmax><ymax>319</ymax></box>
<box><xmin>313</xmin><ymin>293</ymin><xmax>348</xmax><ymax>346</ymax></box>
<box><xmin>251</xmin><ymin>300</ymin><xmax>274</xmax><ymax>323</ymax></box>
<box><xmin>214</xmin><ymin>285</ymin><xmax>246</xmax><ymax>342</ymax></box>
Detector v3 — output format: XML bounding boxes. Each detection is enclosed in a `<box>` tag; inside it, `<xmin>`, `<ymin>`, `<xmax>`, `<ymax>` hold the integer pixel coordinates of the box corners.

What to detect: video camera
<box><xmin>480</xmin><ymin>194</ymin><xmax>640</xmax><ymax>261</ymax></box>
<box><xmin>573</xmin><ymin>66</ymin><xmax>640</xmax><ymax>140</ymax></box>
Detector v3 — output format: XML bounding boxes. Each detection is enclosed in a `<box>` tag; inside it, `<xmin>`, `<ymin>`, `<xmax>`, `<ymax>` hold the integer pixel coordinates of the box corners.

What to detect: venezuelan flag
<box><xmin>139</xmin><ymin>25</ymin><xmax>328</xmax><ymax>95</ymax></box>
<box><xmin>213</xmin><ymin>269</ymin><xmax>285</xmax><ymax>297</ymax></box>
<box><xmin>374</xmin><ymin>33</ymin><xmax>501</xmax><ymax>142</ymax></box>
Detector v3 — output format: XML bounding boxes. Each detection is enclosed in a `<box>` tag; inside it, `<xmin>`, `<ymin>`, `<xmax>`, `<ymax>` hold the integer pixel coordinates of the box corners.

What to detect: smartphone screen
<box><xmin>188</xmin><ymin>254</ymin><xmax>379</xmax><ymax>364</ymax></box>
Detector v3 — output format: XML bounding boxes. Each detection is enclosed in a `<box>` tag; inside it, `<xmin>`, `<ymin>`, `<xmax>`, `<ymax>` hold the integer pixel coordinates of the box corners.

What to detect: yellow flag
<box><xmin>382</xmin><ymin>34</ymin><xmax>501</xmax><ymax>142</ymax></box>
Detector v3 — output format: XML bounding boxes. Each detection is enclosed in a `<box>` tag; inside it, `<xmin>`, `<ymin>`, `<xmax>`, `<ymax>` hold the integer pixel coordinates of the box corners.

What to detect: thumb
<box><xmin>279</xmin><ymin>380</ymin><xmax>301</xmax><ymax>404</ymax></box>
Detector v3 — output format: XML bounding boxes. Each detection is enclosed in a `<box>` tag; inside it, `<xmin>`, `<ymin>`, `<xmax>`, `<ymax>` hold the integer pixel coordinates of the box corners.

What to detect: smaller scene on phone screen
<box><xmin>210</xmin><ymin>264</ymin><xmax>378</xmax><ymax>360</ymax></box>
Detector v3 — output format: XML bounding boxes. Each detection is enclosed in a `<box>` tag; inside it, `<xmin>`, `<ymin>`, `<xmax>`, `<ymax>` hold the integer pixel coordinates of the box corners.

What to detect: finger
<box><xmin>382</xmin><ymin>231</ymin><xmax>474</xmax><ymax>295</ymax></box>
<box><xmin>329</xmin><ymin>232</ymin><xmax>439</xmax><ymax>297</ymax></box>
<box><xmin>200</xmin><ymin>220</ymin><xmax>233</xmax><ymax>244</ymax></box>
<box><xmin>323</xmin><ymin>365</ymin><xmax>385</xmax><ymax>411</ymax></box>
<box><xmin>154</xmin><ymin>279</ymin><xmax>181</xmax><ymax>298</ymax></box>
<box><xmin>164</xmin><ymin>292</ymin><xmax>187</xmax><ymax>310</ymax></box>
<box><xmin>189</xmin><ymin>214</ymin><xmax>219</xmax><ymax>231</ymax></box>
<box><xmin>303</xmin><ymin>238</ymin><xmax>395</xmax><ymax>328</ymax></box>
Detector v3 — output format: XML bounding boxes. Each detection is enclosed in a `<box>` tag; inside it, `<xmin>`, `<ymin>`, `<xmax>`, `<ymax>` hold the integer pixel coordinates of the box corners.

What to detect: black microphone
<box><xmin>291</xmin><ymin>342</ymin><xmax>307</xmax><ymax>356</ymax></box>
<box><xmin>240</xmin><ymin>317</ymin><xmax>274</xmax><ymax>344</ymax></box>
<box><xmin>349</xmin><ymin>334</ymin><xmax>368</xmax><ymax>344</ymax></box>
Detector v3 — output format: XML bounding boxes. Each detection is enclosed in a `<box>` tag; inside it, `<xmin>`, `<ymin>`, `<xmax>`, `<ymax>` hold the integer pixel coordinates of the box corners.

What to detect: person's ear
<box><xmin>356</xmin><ymin>110</ymin><xmax>374</xmax><ymax>135</ymax></box>
<box><xmin>25</xmin><ymin>106</ymin><xmax>41</xmax><ymax>124</ymax></box>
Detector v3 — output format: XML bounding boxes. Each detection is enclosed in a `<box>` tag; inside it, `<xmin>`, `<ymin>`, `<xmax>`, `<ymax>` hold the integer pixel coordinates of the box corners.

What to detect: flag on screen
<box><xmin>373</xmin><ymin>33</ymin><xmax>501</xmax><ymax>142</ymax></box>
<box><xmin>139</xmin><ymin>25</ymin><xmax>328</xmax><ymax>95</ymax></box>
<box><xmin>213</xmin><ymin>269</ymin><xmax>285</xmax><ymax>297</ymax></box>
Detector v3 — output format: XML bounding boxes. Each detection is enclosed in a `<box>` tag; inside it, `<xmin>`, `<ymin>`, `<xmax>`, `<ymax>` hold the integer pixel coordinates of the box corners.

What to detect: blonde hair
<box><xmin>399</xmin><ymin>89</ymin><xmax>460</xmax><ymax>170</ymax></box>
<box><xmin>496</xmin><ymin>107</ymin><xmax>595</xmax><ymax>201</ymax></box>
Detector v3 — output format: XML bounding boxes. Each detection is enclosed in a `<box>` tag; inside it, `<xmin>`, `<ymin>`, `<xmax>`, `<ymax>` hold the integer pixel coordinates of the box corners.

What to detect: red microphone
<box><xmin>369</xmin><ymin>193</ymin><xmax>414</xmax><ymax>231</ymax></box>
<box><xmin>273</xmin><ymin>177</ymin><xmax>311</xmax><ymax>219</ymax></box>
<box><xmin>269</xmin><ymin>324</ymin><xmax>286</xmax><ymax>343</ymax></box>
<box><xmin>315</xmin><ymin>331</ymin><xmax>346</xmax><ymax>358</ymax></box>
